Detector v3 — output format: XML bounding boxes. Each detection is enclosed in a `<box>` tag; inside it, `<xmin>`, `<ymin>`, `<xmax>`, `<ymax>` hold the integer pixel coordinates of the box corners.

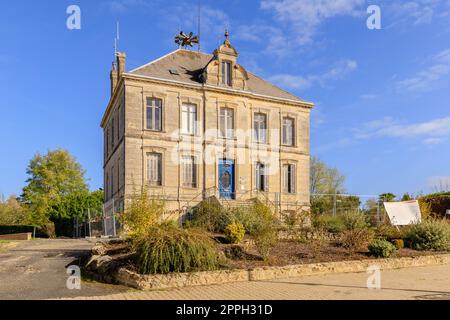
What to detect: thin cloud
<box><xmin>269</xmin><ymin>59</ymin><xmax>358</xmax><ymax>90</ymax></box>
<box><xmin>396</xmin><ymin>49</ymin><xmax>450</xmax><ymax>93</ymax></box>
<box><xmin>260</xmin><ymin>0</ymin><xmax>365</xmax><ymax>46</ymax></box>
<box><xmin>354</xmin><ymin>116</ymin><xmax>450</xmax><ymax>145</ymax></box>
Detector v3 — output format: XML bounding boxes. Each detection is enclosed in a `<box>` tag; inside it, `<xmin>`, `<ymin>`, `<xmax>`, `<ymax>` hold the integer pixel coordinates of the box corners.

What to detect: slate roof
<box><xmin>128</xmin><ymin>49</ymin><xmax>305</xmax><ymax>103</ymax></box>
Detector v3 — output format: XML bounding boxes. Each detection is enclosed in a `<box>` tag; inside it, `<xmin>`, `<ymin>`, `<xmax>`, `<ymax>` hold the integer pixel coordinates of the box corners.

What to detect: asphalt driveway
<box><xmin>0</xmin><ymin>239</ymin><xmax>130</xmax><ymax>300</ymax></box>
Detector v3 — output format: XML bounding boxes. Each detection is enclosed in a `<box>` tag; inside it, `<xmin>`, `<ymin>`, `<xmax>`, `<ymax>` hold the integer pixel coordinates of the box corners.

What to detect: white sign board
<box><xmin>384</xmin><ymin>200</ymin><xmax>422</xmax><ymax>226</ymax></box>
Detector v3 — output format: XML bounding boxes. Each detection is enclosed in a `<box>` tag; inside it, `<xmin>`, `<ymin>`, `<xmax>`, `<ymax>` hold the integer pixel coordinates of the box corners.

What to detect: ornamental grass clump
<box><xmin>133</xmin><ymin>223</ymin><xmax>220</xmax><ymax>275</ymax></box>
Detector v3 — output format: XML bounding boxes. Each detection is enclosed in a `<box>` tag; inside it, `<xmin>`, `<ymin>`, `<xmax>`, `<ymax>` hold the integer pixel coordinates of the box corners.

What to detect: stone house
<box><xmin>101</xmin><ymin>33</ymin><xmax>314</xmax><ymax>226</ymax></box>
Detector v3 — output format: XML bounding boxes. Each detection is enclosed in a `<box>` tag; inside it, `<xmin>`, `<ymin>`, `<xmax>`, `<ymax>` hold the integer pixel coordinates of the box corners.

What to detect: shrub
<box><xmin>224</xmin><ymin>223</ymin><xmax>245</xmax><ymax>244</ymax></box>
<box><xmin>189</xmin><ymin>200</ymin><xmax>232</xmax><ymax>233</ymax></box>
<box><xmin>230</xmin><ymin>206</ymin><xmax>261</xmax><ymax>234</ymax></box>
<box><xmin>368</xmin><ymin>239</ymin><xmax>397</xmax><ymax>258</ymax></box>
<box><xmin>246</xmin><ymin>201</ymin><xmax>279</xmax><ymax>261</ymax></box>
<box><xmin>342</xmin><ymin>211</ymin><xmax>370</xmax><ymax>231</ymax></box>
<box><xmin>340</xmin><ymin>228</ymin><xmax>374</xmax><ymax>253</ymax></box>
<box><xmin>132</xmin><ymin>224</ymin><xmax>220</xmax><ymax>275</ymax></box>
<box><xmin>253</xmin><ymin>226</ymin><xmax>278</xmax><ymax>262</ymax></box>
<box><xmin>392</xmin><ymin>239</ymin><xmax>404</xmax><ymax>250</ymax></box>
<box><xmin>119</xmin><ymin>186</ymin><xmax>165</xmax><ymax>236</ymax></box>
<box><xmin>312</xmin><ymin>214</ymin><xmax>345</xmax><ymax>234</ymax></box>
<box><xmin>405</xmin><ymin>220</ymin><xmax>450</xmax><ymax>251</ymax></box>
<box><xmin>375</xmin><ymin>224</ymin><xmax>404</xmax><ymax>241</ymax></box>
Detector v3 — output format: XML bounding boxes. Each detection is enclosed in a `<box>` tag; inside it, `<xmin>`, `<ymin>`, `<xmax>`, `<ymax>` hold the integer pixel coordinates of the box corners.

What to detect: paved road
<box><xmin>71</xmin><ymin>264</ymin><xmax>450</xmax><ymax>300</ymax></box>
<box><xmin>0</xmin><ymin>239</ymin><xmax>130</xmax><ymax>300</ymax></box>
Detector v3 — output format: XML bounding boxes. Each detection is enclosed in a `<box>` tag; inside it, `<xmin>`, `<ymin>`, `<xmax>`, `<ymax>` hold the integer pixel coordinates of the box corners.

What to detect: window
<box><xmin>147</xmin><ymin>153</ymin><xmax>162</xmax><ymax>186</ymax></box>
<box><xmin>116</xmin><ymin>109</ymin><xmax>120</xmax><ymax>141</ymax></box>
<box><xmin>222</xmin><ymin>61</ymin><xmax>232</xmax><ymax>86</ymax></box>
<box><xmin>219</xmin><ymin>108</ymin><xmax>234</xmax><ymax>138</ymax></box>
<box><xmin>105</xmin><ymin>128</ymin><xmax>110</xmax><ymax>156</ymax></box>
<box><xmin>146</xmin><ymin>98</ymin><xmax>162</xmax><ymax>131</ymax></box>
<box><xmin>283</xmin><ymin>118</ymin><xmax>295</xmax><ymax>146</ymax></box>
<box><xmin>254</xmin><ymin>113</ymin><xmax>267</xmax><ymax>143</ymax></box>
<box><xmin>182</xmin><ymin>156</ymin><xmax>197</xmax><ymax>188</ymax></box>
<box><xmin>111</xmin><ymin>118</ymin><xmax>115</xmax><ymax>148</ymax></box>
<box><xmin>283</xmin><ymin>164</ymin><xmax>296</xmax><ymax>194</ymax></box>
<box><xmin>255</xmin><ymin>162</ymin><xmax>268</xmax><ymax>192</ymax></box>
<box><xmin>105</xmin><ymin>173</ymin><xmax>109</xmax><ymax>201</ymax></box>
<box><xmin>111</xmin><ymin>166</ymin><xmax>114</xmax><ymax>197</ymax></box>
<box><xmin>181</xmin><ymin>103</ymin><xmax>197</xmax><ymax>135</ymax></box>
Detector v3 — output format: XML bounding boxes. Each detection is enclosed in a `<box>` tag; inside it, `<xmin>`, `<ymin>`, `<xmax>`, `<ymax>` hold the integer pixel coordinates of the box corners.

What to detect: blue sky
<box><xmin>1</xmin><ymin>0</ymin><xmax>450</xmax><ymax>198</ymax></box>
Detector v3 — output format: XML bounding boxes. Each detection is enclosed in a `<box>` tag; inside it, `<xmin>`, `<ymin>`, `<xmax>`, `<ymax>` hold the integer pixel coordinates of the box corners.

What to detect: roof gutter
<box><xmin>122</xmin><ymin>73</ymin><xmax>315</xmax><ymax>108</ymax></box>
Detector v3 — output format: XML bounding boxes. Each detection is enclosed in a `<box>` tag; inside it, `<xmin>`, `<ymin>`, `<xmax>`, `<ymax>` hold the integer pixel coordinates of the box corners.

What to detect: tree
<box><xmin>310</xmin><ymin>156</ymin><xmax>350</xmax><ymax>215</ymax></box>
<box><xmin>401</xmin><ymin>193</ymin><xmax>413</xmax><ymax>201</ymax></box>
<box><xmin>380</xmin><ymin>193</ymin><xmax>396</xmax><ymax>202</ymax></box>
<box><xmin>0</xmin><ymin>195</ymin><xmax>30</xmax><ymax>226</ymax></box>
<box><xmin>310</xmin><ymin>156</ymin><xmax>345</xmax><ymax>195</ymax></box>
<box><xmin>21</xmin><ymin>149</ymin><xmax>89</xmax><ymax>235</ymax></box>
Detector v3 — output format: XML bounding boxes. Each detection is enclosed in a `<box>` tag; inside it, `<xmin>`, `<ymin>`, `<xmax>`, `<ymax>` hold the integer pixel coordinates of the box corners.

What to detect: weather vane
<box><xmin>175</xmin><ymin>31</ymin><xmax>199</xmax><ymax>49</ymax></box>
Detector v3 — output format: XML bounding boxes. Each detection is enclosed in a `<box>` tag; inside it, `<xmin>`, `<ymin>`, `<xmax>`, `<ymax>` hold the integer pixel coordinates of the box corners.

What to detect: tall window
<box><xmin>146</xmin><ymin>98</ymin><xmax>162</xmax><ymax>131</ymax></box>
<box><xmin>254</xmin><ymin>113</ymin><xmax>267</xmax><ymax>143</ymax></box>
<box><xmin>283</xmin><ymin>118</ymin><xmax>295</xmax><ymax>146</ymax></box>
<box><xmin>219</xmin><ymin>108</ymin><xmax>234</xmax><ymax>138</ymax></box>
<box><xmin>105</xmin><ymin>128</ymin><xmax>110</xmax><ymax>156</ymax></box>
<box><xmin>181</xmin><ymin>103</ymin><xmax>197</xmax><ymax>135</ymax></box>
<box><xmin>283</xmin><ymin>164</ymin><xmax>296</xmax><ymax>194</ymax></box>
<box><xmin>147</xmin><ymin>153</ymin><xmax>162</xmax><ymax>186</ymax></box>
<box><xmin>222</xmin><ymin>61</ymin><xmax>232</xmax><ymax>86</ymax></box>
<box><xmin>182</xmin><ymin>156</ymin><xmax>197</xmax><ymax>188</ymax></box>
<box><xmin>255</xmin><ymin>162</ymin><xmax>268</xmax><ymax>192</ymax></box>
<box><xmin>111</xmin><ymin>118</ymin><xmax>115</xmax><ymax>148</ymax></box>
<box><xmin>105</xmin><ymin>173</ymin><xmax>109</xmax><ymax>201</ymax></box>
<box><xmin>111</xmin><ymin>166</ymin><xmax>115</xmax><ymax>197</ymax></box>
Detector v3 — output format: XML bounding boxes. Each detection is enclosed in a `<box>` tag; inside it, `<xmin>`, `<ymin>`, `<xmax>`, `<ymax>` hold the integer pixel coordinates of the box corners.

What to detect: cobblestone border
<box><xmin>86</xmin><ymin>247</ymin><xmax>450</xmax><ymax>291</ymax></box>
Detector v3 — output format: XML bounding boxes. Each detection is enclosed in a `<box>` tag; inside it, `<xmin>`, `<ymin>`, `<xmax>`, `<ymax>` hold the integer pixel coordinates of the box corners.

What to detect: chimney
<box><xmin>110</xmin><ymin>62</ymin><xmax>118</xmax><ymax>96</ymax></box>
<box><xmin>116</xmin><ymin>52</ymin><xmax>126</xmax><ymax>77</ymax></box>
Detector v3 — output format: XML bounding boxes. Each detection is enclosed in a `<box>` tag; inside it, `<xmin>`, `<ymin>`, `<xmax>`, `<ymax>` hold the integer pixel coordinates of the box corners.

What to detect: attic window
<box><xmin>221</xmin><ymin>61</ymin><xmax>232</xmax><ymax>86</ymax></box>
<box><xmin>169</xmin><ymin>69</ymin><xmax>179</xmax><ymax>75</ymax></box>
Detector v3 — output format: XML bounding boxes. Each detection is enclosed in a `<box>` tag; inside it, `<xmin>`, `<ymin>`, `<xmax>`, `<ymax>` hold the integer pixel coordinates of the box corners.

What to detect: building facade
<box><xmin>101</xmin><ymin>34</ymin><xmax>314</xmax><ymax>224</ymax></box>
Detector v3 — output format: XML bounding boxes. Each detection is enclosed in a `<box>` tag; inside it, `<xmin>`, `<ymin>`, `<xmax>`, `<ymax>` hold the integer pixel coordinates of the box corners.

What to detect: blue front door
<box><xmin>219</xmin><ymin>159</ymin><xmax>235</xmax><ymax>199</ymax></box>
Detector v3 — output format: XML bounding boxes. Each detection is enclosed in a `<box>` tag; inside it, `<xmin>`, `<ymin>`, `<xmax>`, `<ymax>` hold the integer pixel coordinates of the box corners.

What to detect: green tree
<box><xmin>21</xmin><ymin>149</ymin><xmax>89</xmax><ymax>235</ymax></box>
<box><xmin>0</xmin><ymin>195</ymin><xmax>30</xmax><ymax>226</ymax></box>
<box><xmin>380</xmin><ymin>193</ymin><xmax>396</xmax><ymax>202</ymax></box>
<box><xmin>401</xmin><ymin>193</ymin><xmax>413</xmax><ymax>201</ymax></box>
<box><xmin>310</xmin><ymin>156</ymin><xmax>349</xmax><ymax>215</ymax></box>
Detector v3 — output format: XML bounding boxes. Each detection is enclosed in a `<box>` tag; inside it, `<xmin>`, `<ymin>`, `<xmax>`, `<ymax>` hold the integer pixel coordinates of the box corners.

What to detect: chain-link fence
<box><xmin>311</xmin><ymin>193</ymin><xmax>387</xmax><ymax>225</ymax></box>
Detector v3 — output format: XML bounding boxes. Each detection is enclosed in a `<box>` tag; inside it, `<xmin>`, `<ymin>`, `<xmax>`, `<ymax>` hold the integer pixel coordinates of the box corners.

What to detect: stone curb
<box><xmin>110</xmin><ymin>254</ymin><xmax>450</xmax><ymax>291</ymax></box>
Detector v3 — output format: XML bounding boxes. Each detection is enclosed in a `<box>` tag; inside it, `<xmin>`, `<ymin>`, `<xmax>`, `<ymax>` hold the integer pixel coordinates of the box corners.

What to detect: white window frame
<box><xmin>282</xmin><ymin>117</ymin><xmax>295</xmax><ymax>146</ymax></box>
<box><xmin>147</xmin><ymin>153</ymin><xmax>162</xmax><ymax>186</ymax></box>
<box><xmin>219</xmin><ymin>107</ymin><xmax>234</xmax><ymax>139</ymax></box>
<box><xmin>222</xmin><ymin>61</ymin><xmax>232</xmax><ymax>86</ymax></box>
<box><xmin>254</xmin><ymin>113</ymin><xmax>267</xmax><ymax>143</ymax></box>
<box><xmin>181</xmin><ymin>156</ymin><xmax>197</xmax><ymax>188</ymax></box>
<box><xmin>181</xmin><ymin>103</ymin><xmax>197</xmax><ymax>135</ymax></box>
<box><xmin>255</xmin><ymin>162</ymin><xmax>268</xmax><ymax>192</ymax></box>
<box><xmin>146</xmin><ymin>98</ymin><xmax>162</xmax><ymax>131</ymax></box>
<box><xmin>283</xmin><ymin>164</ymin><xmax>296</xmax><ymax>194</ymax></box>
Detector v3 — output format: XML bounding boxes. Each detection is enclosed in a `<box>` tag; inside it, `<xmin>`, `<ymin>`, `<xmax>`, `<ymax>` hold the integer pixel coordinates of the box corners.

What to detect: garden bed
<box><xmin>87</xmin><ymin>238</ymin><xmax>447</xmax><ymax>274</ymax></box>
<box><xmin>84</xmin><ymin>239</ymin><xmax>450</xmax><ymax>291</ymax></box>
